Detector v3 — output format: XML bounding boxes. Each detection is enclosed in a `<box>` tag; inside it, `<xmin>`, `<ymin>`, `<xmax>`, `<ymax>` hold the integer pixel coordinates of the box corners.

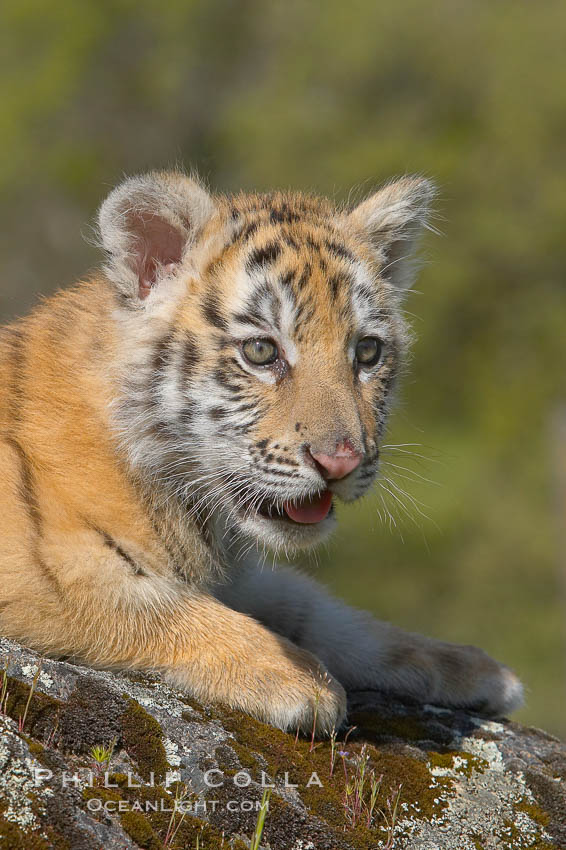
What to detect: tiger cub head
<box><xmin>98</xmin><ymin>171</ymin><xmax>434</xmax><ymax>552</ymax></box>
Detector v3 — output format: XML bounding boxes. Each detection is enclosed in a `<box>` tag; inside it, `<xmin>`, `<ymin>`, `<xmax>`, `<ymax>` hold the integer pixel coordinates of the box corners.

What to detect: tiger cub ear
<box><xmin>98</xmin><ymin>171</ymin><xmax>217</xmax><ymax>301</ymax></box>
<box><xmin>344</xmin><ymin>176</ymin><xmax>436</xmax><ymax>293</ymax></box>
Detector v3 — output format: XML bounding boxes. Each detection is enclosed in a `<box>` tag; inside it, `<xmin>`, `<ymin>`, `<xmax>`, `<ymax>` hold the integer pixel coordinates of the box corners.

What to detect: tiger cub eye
<box><xmin>242</xmin><ymin>338</ymin><xmax>279</xmax><ymax>366</ymax></box>
<box><xmin>355</xmin><ymin>336</ymin><xmax>382</xmax><ymax>367</ymax></box>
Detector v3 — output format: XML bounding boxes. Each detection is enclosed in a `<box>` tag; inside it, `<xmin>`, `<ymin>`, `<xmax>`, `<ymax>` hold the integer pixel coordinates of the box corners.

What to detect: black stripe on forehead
<box><xmin>241</xmin><ymin>282</ymin><xmax>283</xmax><ymax>332</ymax></box>
<box><xmin>293</xmin><ymin>302</ymin><xmax>316</xmax><ymax>339</ymax></box>
<box><xmin>239</xmin><ymin>220</ymin><xmax>260</xmax><ymax>243</ymax></box>
<box><xmin>351</xmin><ymin>275</ymin><xmax>382</xmax><ymax>312</ymax></box>
<box><xmin>324</xmin><ymin>239</ymin><xmax>356</xmax><ymax>263</ymax></box>
<box><xmin>269</xmin><ymin>204</ymin><xmax>301</xmax><ymax>224</ymax></box>
<box><xmin>246</xmin><ymin>241</ymin><xmax>282</xmax><ymax>271</ymax></box>
<box><xmin>362</xmin><ymin>308</ymin><xmax>387</xmax><ymax>325</ymax></box>
<box><xmin>329</xmin><ymin>268</ymin><xmax>356</xmax><ymax>302</ymax></box>
<box><xmin>329</xmin><ymin>274</ymin><xmax>342</xmax><ymax>300</ymax></box>
<box><xmin>306</xmin><ymin>235</ymin><xmax>319</xmax><ymax>253</ymax></box>
<box><xmin>227</xmin><ymin>218</ymin><xmax>259</xmax><ymax>248</ymax></box>
<box><xmin>282</xmin><ymin>232</ymin><xmax>299</xmax><ymax>251</ymax></box>
<box><xmin>231</xmin><ymin>311</ymin><xmax>265</xmax><ymax>329</ymax></box>
<box><xmin>279</xmin><ymin>268</ymin><xmax>296</xmax><ymax>289</ymax></box>
<box><xmin>296</xmin><ymin>263</ymin><xmax>312</xmax><ymax>290</ymax></box>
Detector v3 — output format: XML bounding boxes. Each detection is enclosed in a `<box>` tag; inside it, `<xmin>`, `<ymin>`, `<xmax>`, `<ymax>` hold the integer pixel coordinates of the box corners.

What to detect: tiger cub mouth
<box><xmin>238</xmin><ymin>489</ymin><xmax>334</xmax><ymax>525</ymax></box>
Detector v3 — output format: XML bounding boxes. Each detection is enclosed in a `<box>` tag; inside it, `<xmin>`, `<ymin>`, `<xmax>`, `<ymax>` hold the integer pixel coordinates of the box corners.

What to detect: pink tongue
<box><xmin>283</xmin><ymin>490</ymin><xmax>333</xmax><ymax>524</ymax></box>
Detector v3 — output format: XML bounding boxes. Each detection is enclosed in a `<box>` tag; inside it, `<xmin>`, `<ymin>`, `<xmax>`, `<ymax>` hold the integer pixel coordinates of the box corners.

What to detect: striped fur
<box><xmin>0</xmin><ymin>172</ymin><xmax>523</xmax><ymax>732</ymax></box>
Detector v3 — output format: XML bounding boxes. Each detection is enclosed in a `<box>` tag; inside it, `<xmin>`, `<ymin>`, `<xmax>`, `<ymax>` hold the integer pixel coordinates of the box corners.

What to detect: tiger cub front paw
<box><xmin>234</xmin><ymin>642</ymin><xmax>348</xmax><ymax>734</ymax></box>
<box><xmin>272</xmin><ymin>666</ymin><xmax>348</xmax><ymax>735</ymax></box>
<box><xmin>411</xmin><ymin>640</ymin><xmax>524</xmax><ymax>716</ymax></box>
<box><xmin>169</xmin><ymin>640</ymin><xmax>347</xmax><ymax>735</ymax></box>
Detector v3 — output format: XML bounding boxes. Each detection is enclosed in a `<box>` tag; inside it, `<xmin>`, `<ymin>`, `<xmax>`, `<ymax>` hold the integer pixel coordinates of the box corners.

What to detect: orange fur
<box><xmin>0</xmin><ymin>172</ymin><xmax>523</xmax><ymax>731</ymax></box>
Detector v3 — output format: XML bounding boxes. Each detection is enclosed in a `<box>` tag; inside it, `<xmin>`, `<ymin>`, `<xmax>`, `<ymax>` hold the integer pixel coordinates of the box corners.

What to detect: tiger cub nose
<box><xmin>306</xmin><ymin>441</ymin><xmax>362</xmax><ymax>481</ymax></box>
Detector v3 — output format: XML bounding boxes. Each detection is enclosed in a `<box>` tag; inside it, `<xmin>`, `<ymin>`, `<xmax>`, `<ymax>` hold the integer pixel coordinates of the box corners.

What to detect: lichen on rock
<box><xmin>1</xmin><ymin>637</ymin><xmax>565</xmax><ymax>849</ymax></box>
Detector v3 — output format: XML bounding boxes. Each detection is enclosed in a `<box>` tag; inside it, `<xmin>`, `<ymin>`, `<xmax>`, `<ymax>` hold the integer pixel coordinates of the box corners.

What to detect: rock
<box><xmin>0</xmin><ymin>636</ymin><xmax>564</xmax><ymax>849</ymax></box>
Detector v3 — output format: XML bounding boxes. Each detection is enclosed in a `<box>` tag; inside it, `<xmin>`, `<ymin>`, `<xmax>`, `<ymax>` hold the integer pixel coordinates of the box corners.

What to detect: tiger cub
<box><xmin>0</xmin><ymin>171</ymin><xmax>523</xmax><ymax>732</ymax></box>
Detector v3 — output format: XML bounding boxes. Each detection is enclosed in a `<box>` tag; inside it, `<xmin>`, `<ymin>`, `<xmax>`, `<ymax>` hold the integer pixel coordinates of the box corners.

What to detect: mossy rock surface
<box><xmin>1</xmin><ymin>637</ymin><xmax>565</xmax><ymax>849</ymax></box>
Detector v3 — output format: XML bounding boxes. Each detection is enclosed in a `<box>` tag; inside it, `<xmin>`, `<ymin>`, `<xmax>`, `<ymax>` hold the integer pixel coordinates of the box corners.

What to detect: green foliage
<box><xmin>1</xmin><ymin>0</ymin><xmax>564</xmax><ymax>734</ymax></box>
<box><xmin>90</xmin><ymin>739</ymin><xmax>116</xmax><ymax>767</ymax></box>
<box><xmin>249</xmin><ymin>787</ymin><xmax>272</xmax><ymax>850</ymax></box>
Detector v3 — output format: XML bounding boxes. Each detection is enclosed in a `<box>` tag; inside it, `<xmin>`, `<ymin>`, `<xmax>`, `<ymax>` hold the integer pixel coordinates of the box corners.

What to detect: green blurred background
<box><xmin>2</xmin><ymin>0</ymin><xmax>565</xmax><ymax>735</ymax></box>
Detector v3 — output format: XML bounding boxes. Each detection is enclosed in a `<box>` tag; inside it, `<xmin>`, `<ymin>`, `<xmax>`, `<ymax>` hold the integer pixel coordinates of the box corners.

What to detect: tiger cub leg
<box><xmin>217</xmin><ymin>565</ymin><xmax>524</xmax><ymax>717</ymax></box>
<box><xmin>0</xmin><ymin>543</ymin><xmax>346</xmax><ymax>734</ymax></box>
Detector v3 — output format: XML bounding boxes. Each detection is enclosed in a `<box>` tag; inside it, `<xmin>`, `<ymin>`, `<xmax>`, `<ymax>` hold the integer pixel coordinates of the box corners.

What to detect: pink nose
<box><xmin>309</xmin><ymin>443</ymin><xmax>361</xmax><ymax>481</ymax></box>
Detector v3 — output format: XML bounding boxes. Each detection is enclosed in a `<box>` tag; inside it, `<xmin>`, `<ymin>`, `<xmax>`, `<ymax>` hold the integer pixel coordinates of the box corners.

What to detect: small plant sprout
<box><xmin>340</xmin><ymin>744</ymin><xmax>386</xmax><ymax>831</ymax></box>
<box><xmin>342</xmin><ymin>746</ymin><xmax>367</xmax><ymax>828</ymax></box>
<box><xmin>249</xmin><ymin>786</ymin><xmax>272</xmax><ymax>850</ymax></box>
<box><xmin>357</xmin><ymin>745</ymin><xmax>369</xmax><ymax>805</ymax></box>
<box><xmin>344</xmin><ymin>777</ymin><xmax>356</xmax><ymax>826</ymax></box>
<box><xmin>329</xmin><ymin>726</ymin><xmax>338</xmax><ymax>777</ymax></box>
<box><xmin>163</xmin><ymin>782</ymin><xmax>193</xmax><ymax>848</ymax></box>
<box><xmin>0</xmin><ymin>661</ymin><xmax>9</xmax><ymax>716</ymax></box>
<box><xmin>337</xmin><ymin>725</ymin><xmax>357</xmax><ymax>791</ymax></box>
<box><xmin>46</xmin><ymin>713</ymin><xmax>60</xmax><ymax>749</ymax></box>
<box><xmin>380</xmin><ymin>782</ymin><xmax>403</xmax><ymax>849</ymax></box>
<box><xmin>343</xmin><ymin>725</ymin><xmax>357</xmax><ymax>745</ymax></box>
<box><xmin>367</xmin><ymin>771</ymin><xmax>383</xmax><ymax>829</ymax></box>
<box><xmin>192</xmin><ymin>825</ymin><xmax>205</xmax><ymax>850</ymax></box>
<box><xmin>90</xmin><ymin>743</ymin><xmax>112</xmax><ymax>765</ymax></box>
<box><xmin>19</xmin><ymin>661</ymin><xmax>42</xmax><ymax>734</ymax></box>
<box><xmin>309</xmin><ymin>679</ymin><xmax>322</xmax><ymax>753</ymax></box>
<box><xmin>89</xmin><ymin>737</ymin><xmax>116</xmax><ymax>776</ymax></box>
